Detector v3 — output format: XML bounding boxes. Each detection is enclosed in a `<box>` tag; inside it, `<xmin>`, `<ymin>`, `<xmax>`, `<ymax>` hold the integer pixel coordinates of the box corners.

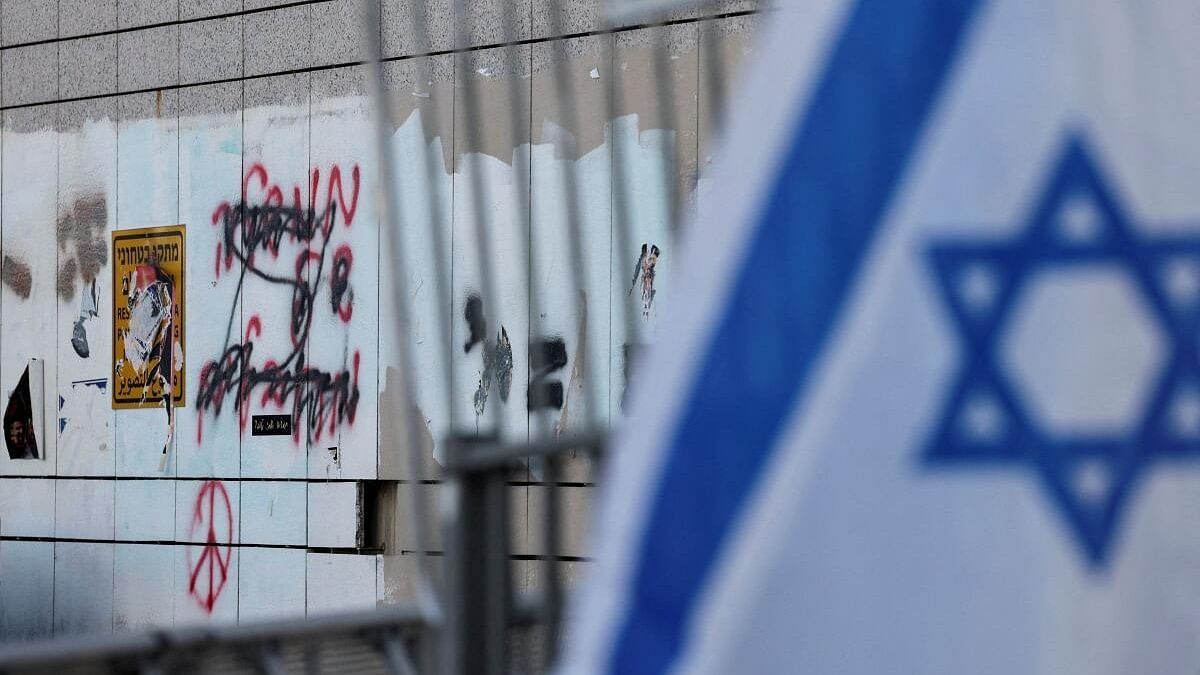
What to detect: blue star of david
<box><xmin>925</xmin><ymin>135</ymin><xmax>1200</xmax><ymax>567</ymax></box>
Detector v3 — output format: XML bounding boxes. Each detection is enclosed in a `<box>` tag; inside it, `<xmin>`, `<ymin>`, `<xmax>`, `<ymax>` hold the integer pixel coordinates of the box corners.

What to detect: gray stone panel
<box><xmin>244</xmin><ymin>71</ymin><xmax>309</xmax><ymax>108</ymax></box>
<box><xmin>178</xmin><ymin>79</ymin><xmax>241</xmax><ymax>117</ymax></box>
<box><xmin>463</xmin><ymin>0</ymin><xmax>530</xmax><ymax>47</ymax></box>
<box><xmin>532</xmin><ymin>0</ymin><xmax>602</xmax><ymax>39</ymax></box>
<box><xmin>244</xmin><ymin>0</ymin><xmax>302</xmax><ymax>9</ymax></box>
<box><xmin>717</xmin><ymin>0</ymin><xmax>764</xmax><ymax>13</ymax></box>
<box><xmin>312</xmin><ymin>63</ymin><xmax>369</xmax><ymax>99</ymax></box>
<box><xmin>116</xmin><ymin>87</ymin><xmax>178</xmax><ymax>122</ymax></box>
<box><xmin>117</xmin><ymin>0</ymin><xmax>177</xmax><ymax>29</ymax></box>
<box><xmin>59</xmin><ymin>34</ymin><xmax>117</xmax><ymax>99</ymax></box>
<box><xmin>57</xmin><ymin>95</ymin><xmax>115</xmax><ymax>131</ymax></box>
<box><xmin>180</xmin><ymin>15</ymin><xmax>242</xmax><ymax>84</ymax></box>
<box><xmin>2</xmin><ymin>102</ymin><xmax>55</xmax><ymax>133</ymax></box>
<box><xmin>244</xmin><ymin>3</ymin><xmax>313</xmax><ymax>76</ymax></box>
<box><xmin>59</xmin><ymin>0</ymin><xmax>117</xmax><ymax>39</ymax></box>
<box><xmin>2</xmin><ymin>43</ymin><xmax>57</xmax><ymax>106</ymax></box>
<box><xmin>381</xmin><ymin>0</ymin><xmax>453</xmax><ymax>58</ymax></box>
<box><xmin>117</xmin><ymin>24</ymin><xmax>179</xmax><ymax>92</ymax></box>
<box><xmin>310</xmin><ymin>0</ymin><xmax>369</xmax><ymax>67</ymax></box>
<box><xmin>181</xmin><ymin>0</ymin><xmax>241</xmax><ymax>20</ymax></box>
<box><xmin>2</xmin><ymin>0</ymin><xmax>57</xmax><ymax>46</ymax></box>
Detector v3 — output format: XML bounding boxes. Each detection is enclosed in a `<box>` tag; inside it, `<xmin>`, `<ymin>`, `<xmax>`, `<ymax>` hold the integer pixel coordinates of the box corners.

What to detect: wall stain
<box><xmin>3</xmin><ymin>255</ymin><xmax>32</xmax><ymax>299</ymax></box>
<box><xmin>56</xmin><ymin>195</ymin><xmax>108</xmax><ymax>301</ymax></box>
<box><xmin>379</xmin><ymin>365</ymin><xmax>440</xmax><ymax>471</ymax></box>
<box><xmin>463</xmin><ymin>294</ymin><xmax>486</xmax><ymax>352</ymax></box>
<box><xmin>463</xmin><ymin>294</ymin><xmax>514</xmax><ymax>416</ymax></box>
<box><xmin>57</xmin><ymin>257</ymin><xmax>78</xmax><ymax>300</ymax></box>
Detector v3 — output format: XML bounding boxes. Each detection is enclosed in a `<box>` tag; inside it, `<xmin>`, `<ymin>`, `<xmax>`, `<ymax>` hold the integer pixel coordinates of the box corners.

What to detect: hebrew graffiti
<box><xmin>630</xmin><ymin>243</ymin><xmax>661</xmax><ymax>317</ymax></box>
<box><xmin>196</xmin><ymin>163</ymin><xmax>362</xmax><ymax>445</ymax></box>
<box><xmin>187</xmin><ymin>480</ymin><xmax>233</xmax><ymax>614</ymax></box>
<box><xmin>529</xmin><ymin>337</ymin><xmax>568</xmax><ymax>410</ymax></box>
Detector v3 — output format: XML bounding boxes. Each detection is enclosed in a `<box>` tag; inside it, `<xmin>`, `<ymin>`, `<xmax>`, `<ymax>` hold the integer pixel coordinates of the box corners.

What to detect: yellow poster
<box><xmin>112</xmin><ymin>224</ymin><xmax>186</xmax><ymax>409</ymax></box>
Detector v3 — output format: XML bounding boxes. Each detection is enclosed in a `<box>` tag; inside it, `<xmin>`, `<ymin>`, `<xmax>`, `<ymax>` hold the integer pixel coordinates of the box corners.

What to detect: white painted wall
<box><xmin>0</xmin><ymin>91</ymin><xmax>675</xmax><ymax>641</ymax></box>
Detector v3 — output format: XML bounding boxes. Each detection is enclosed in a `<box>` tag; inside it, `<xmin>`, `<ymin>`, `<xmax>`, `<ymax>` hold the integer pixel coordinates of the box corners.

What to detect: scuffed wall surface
<box><xmin>0</xmin><ymin>0</ymin><xmax>759</xmax><ymax>643</ymax></box>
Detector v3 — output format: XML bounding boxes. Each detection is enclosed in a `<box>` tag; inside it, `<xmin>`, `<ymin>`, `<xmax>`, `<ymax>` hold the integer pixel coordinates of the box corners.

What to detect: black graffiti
<box><xmin>198</xmin><ymin>335</ymin><xmax>360</xmax><ymax>443</ymax></box>
<box><xmin>462</xmin><ymin>294</ymin><xmax>569</xmax><ymax>413</ymax></box>
<box><xmin>528</xmin><ymin>338</ymin><xmax>567</xmax><ymax>411</ymax></box>
<box><xmin>330</xmin><ymin>246</ymin><xmax>353</xmax><ymax>320</ymax></box>
<box><xmin>196</xmin><ymin>165</ymin><xmax>361</xmax><ymax>444</ymax></box>
<box><xmin>463</xmin><ymin>295</ymin><xmax>486</xmax><ymax>352</ymax></box>
<box><xmin>463</xmin><ymin>294</ymin><xmax>513</xmax><ymax>415</ymax></box>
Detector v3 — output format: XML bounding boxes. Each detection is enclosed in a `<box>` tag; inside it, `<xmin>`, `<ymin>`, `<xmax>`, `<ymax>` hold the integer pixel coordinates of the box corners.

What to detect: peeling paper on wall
<box><xmin>58</xmin><ymin>378</ymin><xmax>110</xmax><ymax>460</ymax></box>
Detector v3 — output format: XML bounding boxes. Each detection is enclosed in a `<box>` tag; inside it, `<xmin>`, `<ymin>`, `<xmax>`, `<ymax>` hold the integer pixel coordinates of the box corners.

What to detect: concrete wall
<box><xmin>0</xmin><ymin>0</ymin><xmax>757</xmax><ymax>642</ymax></box>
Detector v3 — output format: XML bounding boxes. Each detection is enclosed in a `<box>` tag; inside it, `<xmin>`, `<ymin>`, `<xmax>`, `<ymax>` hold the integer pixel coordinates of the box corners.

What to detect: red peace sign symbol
<box><xmin>187</xmin><ymin>480</ymin><xmax>233</xmax><ymax>613</ymax></box>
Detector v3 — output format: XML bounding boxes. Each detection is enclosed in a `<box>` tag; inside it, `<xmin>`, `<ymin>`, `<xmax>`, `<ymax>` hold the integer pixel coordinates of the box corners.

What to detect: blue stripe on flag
<box><xmin>609</xmin><ymin>0</ymin><xmax>984</xmax><ymax>672</ymax></box>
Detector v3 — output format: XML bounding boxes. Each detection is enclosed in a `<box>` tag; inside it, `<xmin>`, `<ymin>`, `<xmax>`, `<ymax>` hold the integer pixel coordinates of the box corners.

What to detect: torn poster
<box><xmin>112</xmin><ymin>225</ymin><xmax>185</xmax><ymax>466</ymax></box>
<box><xmin>5</xmin><ymin>360</ymin><xmax>44</xmax><ymax>460</ymax></box>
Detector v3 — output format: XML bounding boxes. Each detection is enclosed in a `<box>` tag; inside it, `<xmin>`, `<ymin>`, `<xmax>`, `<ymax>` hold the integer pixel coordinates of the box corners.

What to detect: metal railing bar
<box><xmin>401</xmin><ymin>0</ymin><xmax>457</xmax><ymax>443</ymax></box>
<box><xmin>377</xmin><ymin>632</ymin><xmax>420</xmax><ymax>675</ymax></box>
<box><xmin>605</xmin><ymin>21</ymin><xmax>640</xmax><ymax>420</ymax></box>
<box><xmin>0</xmin><ymin>606</ymin><xmax>426</xmax><ymax>668</ymax></box>
<box><xmin>651</xmin><ymin>25</ymin><xmax>682</xmax><ymax>239</ymax></box>
<box><xmin>363</xmin><ymin>0</ymin><xmax>446</xmax><ymax>624</ymax></box>
<box><xmin>701</xmin><ymin>9</ymin><xmax>728</xmax><ymax>136</ymax></box>
<box><xmin>541</xmin><ymin>453</ymin><xmax>563</xmax><ymax>664</ymax></box>
<box><xmin>452</xmin><ymin>0</ymin><xmax>505</xmax><ymax>438</ymax></box>
<box><xmin>541</xmin><ymin>0</ymin><xmax>605</xmax><ymax>438</ymax></box>
<box><xmin>442</xmin><ymin>433</ymin><xmax>604</xmax><ymax>471</ymax></box>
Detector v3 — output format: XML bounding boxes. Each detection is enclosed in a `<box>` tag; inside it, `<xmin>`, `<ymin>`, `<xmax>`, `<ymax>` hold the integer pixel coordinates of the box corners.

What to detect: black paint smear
<box><xmin>198</xmin><ymin>196</ymin><xmax>360</xmax><ymax>441</ymax></box>
<box><xmin>463</xmin><ymin>294</ymin><xmax>486</xmax><ymax>353</ymax></box>
<box><xmin>197</xmin><ymin>342</ymin><xmax>360</xmax><ymax>442</ymax></box>
<box><xmin>530</xmin><ymin>338</ymin><xmax>568</xmax><ymax>374</ymax></box>
<box><xmin>329</xmin><ymin>248</ymin><xmax>353</xmax><ymax>317</ymax></box>
<box><xmin>461</xmin><ymin>297</ymin><xmax>570</xmax><ymax>413</ymax></box>
<box><xmin>528</xmin><ymin>338</ymin><xmax>568</xmax><ymax>411</ymax></box>
<box><xmin>528</xmin><ymin>381</ymin><xmax>564</xmax><ymax>411</ymax></box>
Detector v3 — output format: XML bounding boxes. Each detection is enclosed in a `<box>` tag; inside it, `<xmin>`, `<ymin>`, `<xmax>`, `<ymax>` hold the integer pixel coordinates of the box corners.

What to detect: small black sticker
<box><xmin>251</xmin><ymin>414</ymin><xmax>293</xmax><ymax>436</ymax></box>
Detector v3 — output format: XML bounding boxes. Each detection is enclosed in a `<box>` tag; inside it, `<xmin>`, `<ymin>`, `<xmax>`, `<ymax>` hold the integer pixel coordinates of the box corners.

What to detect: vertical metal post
<box><xmin>362</xmin><ymin>0</ymin><xmax>444</xmax><ymax>623</ymax></box>
<box><xmin>378</xmin><ymin>631</ymin><xmax>420</xmax><ymax>675</ymax></box>
<box><xmin>445</xmin><ymin>436</ymin><xmax>513</xmax><ymax>675</ymax></box>
<box><xmin>541</xmin><ymin>454</ymin><xmax>563</xmax><ymax>665</ymax></box>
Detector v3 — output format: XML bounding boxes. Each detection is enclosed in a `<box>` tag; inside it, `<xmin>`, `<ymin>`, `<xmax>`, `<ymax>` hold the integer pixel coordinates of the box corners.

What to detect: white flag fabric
<box><xmin>562</xmin><ymin>0</ymin><xmax>1200</xmax><ymax>673</ymax></box>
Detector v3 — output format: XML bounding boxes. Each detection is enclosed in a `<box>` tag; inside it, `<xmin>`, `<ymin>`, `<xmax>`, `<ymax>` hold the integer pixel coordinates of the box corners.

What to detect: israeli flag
<box><xmin>563</xmin><ymin>0</ymin><xmax>1200</xmax><ymax>673</ymax></box>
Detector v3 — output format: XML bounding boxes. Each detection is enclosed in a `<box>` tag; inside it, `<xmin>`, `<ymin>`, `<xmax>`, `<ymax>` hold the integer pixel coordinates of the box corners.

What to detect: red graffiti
<box><xmin>186</xmin><ymin>480</ymin><xmax>233</xmax><ymax>614</ymax></box>
<box><xmin>197</xmin><ymin>164</ymin><xmax>363</xmax><ymax>446</ymax></box>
